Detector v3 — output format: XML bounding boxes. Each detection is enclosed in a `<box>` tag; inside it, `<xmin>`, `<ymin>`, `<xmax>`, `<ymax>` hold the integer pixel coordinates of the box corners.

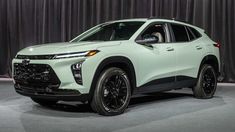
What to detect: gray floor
<box><xmin>0</xmin><ymin>82</ymin><xmax>235</xmax><ymax>132</ymax></box>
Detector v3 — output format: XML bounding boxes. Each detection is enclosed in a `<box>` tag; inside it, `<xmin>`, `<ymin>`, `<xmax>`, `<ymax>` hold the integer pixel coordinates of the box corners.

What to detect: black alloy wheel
<box><xmin>102</xmin><ymin>73</ymin><xmax>128</xmax><ymax>110</ymax></box>
<box><xmin>202</xmin><ymin>68</ymin><xmax>216</xmax><ymax>95</ymax></box>
<box><xmin>193</xmin><ymin>64</ymin><xmax>217</xmax><ymax>99</ymax></box>
<box><xmin>90</xmin><ymin>67</ymin><xmax>131</xmax><ymax>116</ymax></box>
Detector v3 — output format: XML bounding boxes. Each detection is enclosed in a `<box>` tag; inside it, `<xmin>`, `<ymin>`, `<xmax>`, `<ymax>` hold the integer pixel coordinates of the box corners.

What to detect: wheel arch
<box><xmin>198</xmin><ymin>55</ymin><xmax>220</xmax><ymax>77</ymax></box>
<box><xmin>88</xmin><ymin>56</ymin><xmax>136</xmax><ymax>100</ymax></box>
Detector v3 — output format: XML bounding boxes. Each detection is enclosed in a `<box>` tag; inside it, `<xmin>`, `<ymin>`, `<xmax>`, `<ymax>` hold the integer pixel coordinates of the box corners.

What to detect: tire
<box><xmin>90</xmin><ymin>67</ymin><xmax>131</xmax><ymax>116</ymax></box>
<box><xmin>193</xmin><ymin>64</ymin><xmax>217</xmax><ymax>99</ymax></box>
<box><xmin>31</xmin><ymin>98</ymin><xmax>58</xmax><ymax>106</ymax></box>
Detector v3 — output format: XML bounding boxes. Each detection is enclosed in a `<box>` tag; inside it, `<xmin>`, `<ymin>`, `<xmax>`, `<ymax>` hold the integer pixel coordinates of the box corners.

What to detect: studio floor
<box><xmin>0</xmin><ymin>81</ymin><xmax>235</xmax><ymax>132</ymax></box>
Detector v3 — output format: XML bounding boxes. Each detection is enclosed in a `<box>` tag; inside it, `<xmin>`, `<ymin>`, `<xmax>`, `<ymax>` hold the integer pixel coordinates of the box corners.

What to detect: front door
<box><xmin>134</xmin><ymin>23</ymin><xmax>177</xmax><ymax>91</ymax></box>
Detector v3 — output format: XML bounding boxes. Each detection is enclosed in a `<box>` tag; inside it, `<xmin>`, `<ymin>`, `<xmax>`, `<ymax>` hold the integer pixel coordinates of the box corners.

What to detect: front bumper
<box><xmin>15</xmin><ymin>84</ymin><xmax>89</xmax><ymax>101</ymax></box>
<box><xmin>13</xmin><ymin>62</ymin><xmax>89</xmax><ymax>101</ymax></box>
<box><xmin>12</xmin><ymin>56</ymin><xmax>99</xmax><ymax>101</ymax></box>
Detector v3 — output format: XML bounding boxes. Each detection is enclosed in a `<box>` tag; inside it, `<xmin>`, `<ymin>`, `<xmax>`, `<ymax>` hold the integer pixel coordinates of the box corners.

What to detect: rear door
<box><xmin>169</xmin><ymin>23</ymin><xmax>205</xmax><ymax>81</ymax></box>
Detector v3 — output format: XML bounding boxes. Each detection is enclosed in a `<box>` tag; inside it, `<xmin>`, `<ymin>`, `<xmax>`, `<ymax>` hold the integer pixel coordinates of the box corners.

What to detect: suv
<box><xmin>12</xmin><ymin>18</ymin><xmax>220</xmax><ymax>116</ymax></box>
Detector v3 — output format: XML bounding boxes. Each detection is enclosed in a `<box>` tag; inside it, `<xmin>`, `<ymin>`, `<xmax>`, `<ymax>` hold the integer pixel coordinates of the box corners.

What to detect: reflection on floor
<box><xmin>0</xmin><ymin>81</ymin><xmax>235</xmax><ymax>132</ymax></box>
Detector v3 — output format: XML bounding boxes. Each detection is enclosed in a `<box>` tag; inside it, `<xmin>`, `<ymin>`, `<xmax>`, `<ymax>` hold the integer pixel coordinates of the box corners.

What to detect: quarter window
<box><xmin>189</xmin><ymin>27</ymin><xmax>201</xmax><ymax>38</ymax></box>
<box><xmin>186</xmin><ymin>27</ymin><xmax>195</xmax><ymax>40</ymax></box>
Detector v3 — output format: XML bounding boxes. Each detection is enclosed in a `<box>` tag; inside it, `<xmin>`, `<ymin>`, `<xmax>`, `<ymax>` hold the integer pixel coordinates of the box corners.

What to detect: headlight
<box><xmin>53</xmin><ymin>50</ymin><xmax>99</xmax><ymax>59</ymax></box>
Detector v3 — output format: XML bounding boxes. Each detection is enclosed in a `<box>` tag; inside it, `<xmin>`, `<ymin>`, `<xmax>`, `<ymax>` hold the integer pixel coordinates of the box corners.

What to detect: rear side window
<box><xmin>171</xmin><ymin>24</ymin><xmax>189</xmax><ymax>42</ymax></box>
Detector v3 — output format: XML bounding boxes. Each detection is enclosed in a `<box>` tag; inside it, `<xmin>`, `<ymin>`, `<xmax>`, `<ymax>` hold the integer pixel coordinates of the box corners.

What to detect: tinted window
<box><xmin>171</xmin><ymin>24</ymin><xmax>189</xmax><ymax>42</ymax></box>
<box><xmin>186</xmin><ymin>27</ymin><xmax>195</xmax><ymax>40</ymax></box>
<box><xmin>189</xmin><ymin>27</ymin><xmax>201</xmax><ymax>38</ymax></box>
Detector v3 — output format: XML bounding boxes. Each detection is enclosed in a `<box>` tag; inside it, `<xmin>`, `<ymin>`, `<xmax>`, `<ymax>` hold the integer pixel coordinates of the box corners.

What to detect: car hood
<box><xmin>17</xmin><ymin>41</ymin><xmax>121</xmax><ymax>55</ymax></box>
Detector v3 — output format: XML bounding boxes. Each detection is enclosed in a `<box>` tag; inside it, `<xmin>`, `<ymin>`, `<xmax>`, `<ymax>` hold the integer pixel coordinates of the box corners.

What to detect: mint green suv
<box><xmin>12</xmin><ymin>18</ymin><xmax>220</xmax><ymax>116</ymax></box>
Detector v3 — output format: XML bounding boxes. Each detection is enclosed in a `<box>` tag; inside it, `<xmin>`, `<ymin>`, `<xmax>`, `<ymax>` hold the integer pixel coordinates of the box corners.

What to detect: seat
<box><xmin>151</xmin><ymin>32</ymin><xmax>164</xmax><ymax>43</ymax></box>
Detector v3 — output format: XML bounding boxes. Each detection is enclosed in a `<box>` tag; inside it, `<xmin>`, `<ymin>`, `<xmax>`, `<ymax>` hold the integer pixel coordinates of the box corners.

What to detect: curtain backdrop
<box><xmin>0</xmin><ymin>0</ymin><xmax>235</xmax><ymax>82</ymax></box>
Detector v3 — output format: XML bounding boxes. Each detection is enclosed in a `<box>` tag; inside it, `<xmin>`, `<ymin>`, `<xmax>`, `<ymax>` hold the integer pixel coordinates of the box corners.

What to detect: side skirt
<box><xmin>133</xmin><ymin>76</ymin><xmax>197</xmax><ymax>95</ymax></box>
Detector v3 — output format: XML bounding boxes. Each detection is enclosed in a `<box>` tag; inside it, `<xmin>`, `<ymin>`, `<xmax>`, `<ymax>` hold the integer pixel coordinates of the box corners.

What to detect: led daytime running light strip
<box><xmin>54</xmin><ymin>51</ymin><xmax>89</xmax><ymax>59</ymax></box>
<box><xmin>53</xmin><ymin>50</ymin><xmax>99</xmax><ymax>59</ymax></box>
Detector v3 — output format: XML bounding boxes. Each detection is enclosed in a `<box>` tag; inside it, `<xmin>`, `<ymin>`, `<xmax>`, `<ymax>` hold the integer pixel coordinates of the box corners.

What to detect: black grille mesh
<box><xmin>14</xmin><ymin>63</ymin><xmax>61</xmax><ymax>93</ymax></box>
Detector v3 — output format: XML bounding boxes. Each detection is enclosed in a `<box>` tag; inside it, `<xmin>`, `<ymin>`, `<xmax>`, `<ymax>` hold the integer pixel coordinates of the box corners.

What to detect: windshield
<box><xmin>71</xmin><ymin>21</ymin><xmax>144</xmax><ymax>42</ymax></box>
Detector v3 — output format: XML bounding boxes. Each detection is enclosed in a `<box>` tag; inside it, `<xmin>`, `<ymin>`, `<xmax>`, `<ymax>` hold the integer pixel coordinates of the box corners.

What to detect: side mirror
<box><xmin>136</xmin><ymin>35</ymin><xmax>159</xmax><ymax>45</ymax></box>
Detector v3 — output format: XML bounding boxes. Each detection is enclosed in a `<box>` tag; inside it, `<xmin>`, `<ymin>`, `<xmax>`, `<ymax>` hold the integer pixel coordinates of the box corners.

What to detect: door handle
<box><xmin>196</xmin><ymin>46</ymin><xmax>202</xmax><ymax>50</ymax></box>
<box><xmin>166</xmin><ymin>47</ymin><xmax>174</xmax><ymax>51</ymax></box>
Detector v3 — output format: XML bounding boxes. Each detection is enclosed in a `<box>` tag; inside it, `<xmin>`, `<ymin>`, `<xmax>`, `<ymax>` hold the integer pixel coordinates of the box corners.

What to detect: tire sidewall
<box><xmin>94</xmin><ymin>67</ymin><xmax>131</xmax><ymax>115</ymax></box>
<box><xmin>195</xmin><ymin>65</ymin><xmax>217</xmax><ymax>98</ymax></box>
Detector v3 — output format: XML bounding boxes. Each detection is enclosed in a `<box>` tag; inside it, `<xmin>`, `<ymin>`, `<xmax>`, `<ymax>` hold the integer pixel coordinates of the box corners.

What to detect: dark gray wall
<box><xmin>0</xmin><ymin>0</ymin><xmax>235</xmax><ymax>82</ymax></box>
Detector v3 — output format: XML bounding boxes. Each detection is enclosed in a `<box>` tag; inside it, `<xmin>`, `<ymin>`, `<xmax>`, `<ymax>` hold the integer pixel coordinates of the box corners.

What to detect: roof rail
<box><xmin>148</xmin><ymin>16</ymin><xmax>174</xmax><ymax>20</ymax></box>
<box><xmin>148</xmin><ymin>16</ymin><xmax>190</xmax><ymax>24</ymax></box>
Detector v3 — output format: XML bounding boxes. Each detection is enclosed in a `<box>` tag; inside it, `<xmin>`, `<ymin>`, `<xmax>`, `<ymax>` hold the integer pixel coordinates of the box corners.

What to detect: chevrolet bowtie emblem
<box><xmin>22</xmin><ymin>59</ymin><xmax>30</xmax><ymax>65</ymax></box>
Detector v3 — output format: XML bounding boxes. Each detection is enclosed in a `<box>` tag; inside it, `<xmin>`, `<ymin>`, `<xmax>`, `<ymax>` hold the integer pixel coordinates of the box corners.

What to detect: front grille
<box><xmin>13</xmin><ymin>63</ymin><xmax>61</xmax><ymax>94</ymax></box>
<box><xmin>16</xmin><ymin>55</ymin><xmax>55</xmax><ymax>60</ymax></box>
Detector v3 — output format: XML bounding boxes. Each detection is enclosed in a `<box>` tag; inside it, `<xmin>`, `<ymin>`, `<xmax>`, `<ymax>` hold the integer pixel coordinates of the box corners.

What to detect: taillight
<box><xmin>213</xmin><ymin>42</ymin><xmax>221</xmax><ymax>48</ymax></box>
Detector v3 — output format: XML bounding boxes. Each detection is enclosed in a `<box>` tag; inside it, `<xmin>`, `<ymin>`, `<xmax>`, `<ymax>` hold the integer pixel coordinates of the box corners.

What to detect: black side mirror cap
<box><xmin>135</xmin><ymin>35</ymin><xmax>158</xmax><ymax>47</ymax></box>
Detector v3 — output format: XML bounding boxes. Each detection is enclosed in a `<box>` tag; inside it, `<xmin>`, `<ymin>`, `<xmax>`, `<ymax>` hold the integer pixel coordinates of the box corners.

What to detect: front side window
<box><xmin>72</xmin><ymin>22</ymin><xmax>144</xmax><ymax>42</ymax></box>
<box><xmin>171</xmin><ymin>24</ymin><xmax>189</xmax><ymax>42</ymax></box>
<box><xmin>137</xmin><ymin>23</ymin><xmax>167</xmax><ymax>43</ymax></box>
